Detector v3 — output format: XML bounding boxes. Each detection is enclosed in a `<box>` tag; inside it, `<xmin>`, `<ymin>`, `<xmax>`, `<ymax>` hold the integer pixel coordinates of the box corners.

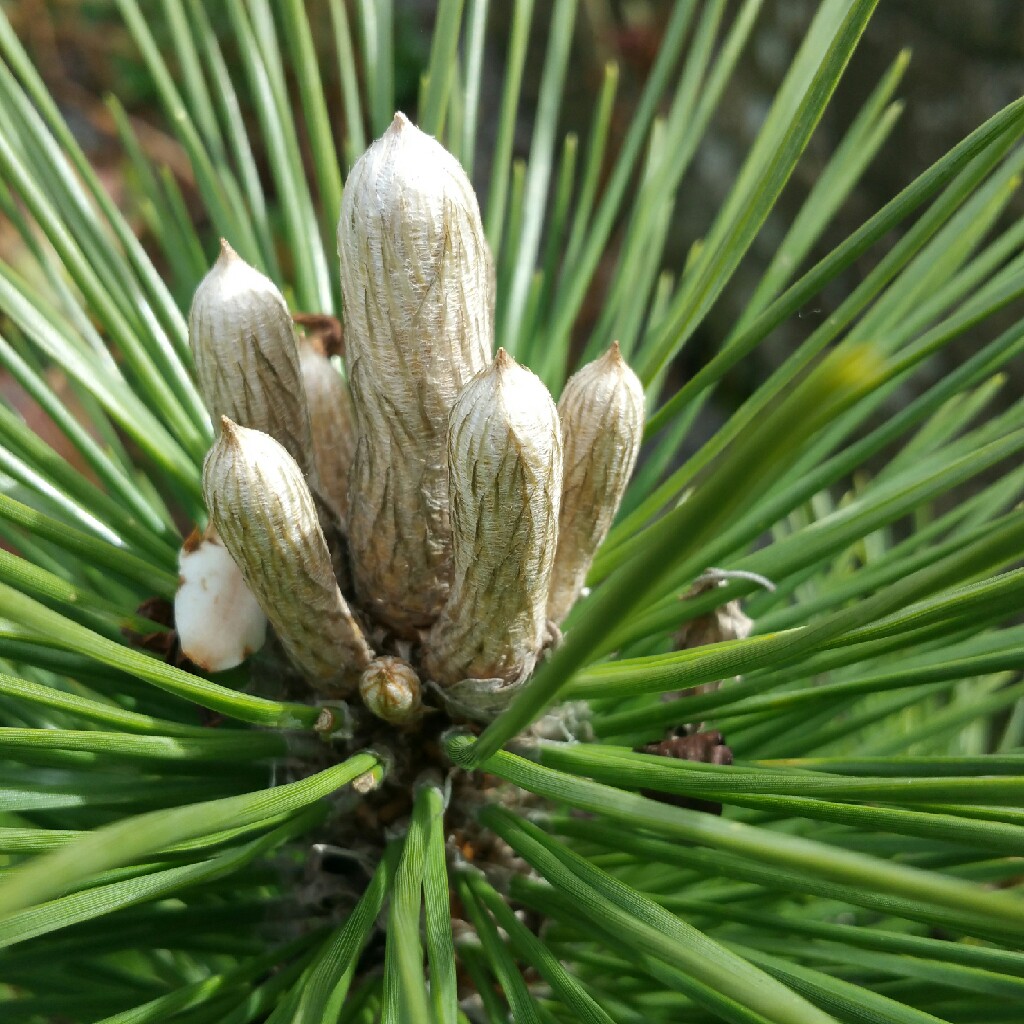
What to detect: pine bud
<box><xmin>174</xmin><ymin>526</ymin><xmax>267</xmax><ymax>672</ymax></box>
<box><xmin>189</xmin><ymin>241</ymin><xmax>317</xmax><ymax>484</ymax></box>
<box><xmin>424</xmin><ymin>350</ymin><xmax>561</xmax><ymax>702</ymax></box>
<box><xmin>547</xmin><ymin>342</ymin><xmax>644</xmax><ymax>624</ymax></box>
<box><xmin>298</xmin><ymin>338</ymin><xmax>356</xmax><ymax>528</ymax></box>
<box><xmin>338</xmin><ymin>112</ymin><xmax>492</xmax><ymax>636</ymax></box>
<box><xmin>203</xmin><ymin>418</ymin><xmax>373</xmax><ymax>693</ymax></box>
<box><xmin>359</xmin><ymin>656</ymin><xmax>422</xmax><ymax>724</ymax></box>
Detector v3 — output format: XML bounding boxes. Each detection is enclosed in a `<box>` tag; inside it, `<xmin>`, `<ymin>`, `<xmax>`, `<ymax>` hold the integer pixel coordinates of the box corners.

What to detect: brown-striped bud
<box><xmin>424</xmin><ymin>350</ymin><xmax>561</xmax><ymax>704</ymax></box>
<box><xmin>547</xmin><ymin>342</ymin><xmax>644</xmax><ymax>624</ymax></box>
<box><xmin>338</xmin><ymin>112</ymin><xmax>492</xmax><ymax>636</ymax></box>
<box><xmin>298</xmin><ymin>338</ymin><xmax>356</xmax><ymax>528</ymax></box>
<box><xmin>202</xmin><ymin>418</ymin><xmax>373</xmax><ymax>693</ymax></box>
<box><xmin>359</xmin><ymin>656</ymin><xmax>422</xmax><ymax>724</ymax></box>
<box><xmin>174</xmin><ymin>526</ymin><xmax>267</xmax><ymax>672</ymax></box>
<box><xmin>189</xmin><ymin>241</ymin><xmax>317</xmax><ymax>485</ymax></box>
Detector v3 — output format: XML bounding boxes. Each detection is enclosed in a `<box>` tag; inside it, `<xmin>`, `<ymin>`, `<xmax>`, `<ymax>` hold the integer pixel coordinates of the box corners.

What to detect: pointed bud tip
<box><xmin>389</xmin><ymin>111</ymin><xmax>411</xmax><ymax>134</ymax></box>
<box><xmin>218</xmin><ymin>238</ymin><xmax>239</xmax><ymax>262</ymax></box>
<box><xmin>219</xmin><ymin>415</ymin><xmax>239</xmax><ymax>440</ymax></box>
<box><xmin>601</xmin><ymin>341</ymin><xmax>631</xmax><ymax>375</ymax></box>
<box><xmin>494</xmin><ymin>347</ymin><xmax>514</xmax><ymax>370</ymax></box>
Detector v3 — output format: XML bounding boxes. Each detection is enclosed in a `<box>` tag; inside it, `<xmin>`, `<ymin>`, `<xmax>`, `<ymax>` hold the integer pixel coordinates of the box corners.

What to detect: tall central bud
<box><xmin>338</xmin><ymin>113</ymin><xmax>492</xmax><ymax>637</ymax></box>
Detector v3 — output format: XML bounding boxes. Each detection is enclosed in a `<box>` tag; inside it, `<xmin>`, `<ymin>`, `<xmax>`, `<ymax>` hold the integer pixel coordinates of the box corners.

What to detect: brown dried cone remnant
<box><xmin>189</xmin><ymin>241</ymin><xmax>318</xmax><ymax>486</ymax></box>
<box><xmin>425</xmin><ymin>350</ymin><xmax>561</xmax><ymax>716</ymax></box>
<box><xmin>203</xmin><ymin>418</ymin><xmax>373</xmax><ymax>694</ymax></box>
<box><xmin>639</xmin><ymin>731</ymin><xmax>733</xmax><ymax>815</ymax></box>
<box><xmin>359</xmin><ymin>656</ymin><xmax>423</xmax><ymax>724</ymax></box>
<box><xmin>298</xmin><ymin>338</ymin><xmax>356</xmax><ymax>528</ymax></box>
<box><xmin>338</xmin><ymin>112</ymin><xmax>492</xmax><ymax>636</ymax></box>
<box><xmin>547</xmin><ymin>341</ymin><xmax>645</xmax><ymax>625</ymax></box>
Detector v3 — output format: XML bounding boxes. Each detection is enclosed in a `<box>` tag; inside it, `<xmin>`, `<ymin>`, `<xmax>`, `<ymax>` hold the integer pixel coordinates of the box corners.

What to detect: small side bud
<box><xmin>424</xmin><ymin>350</ymin><xmax>561</xmax><ymax>705</ymax></box>
<box><xmin>359</xmin><ymin>656</ymin><xmax>423</xmax><ymax>724</ymax></box>
<box><xmin>547</xmin><ymin>343</ymin><xmax>644</xmax><ymax>624</ymax></box>
<box><xmin>174</xmin><ymin>526</ymin><xmax>267</xmax><ymax>672</ymax></box>
<box><xmin>298</xmin><ymin>338</ymin><xmax>356</xmax><ymax>528</ymax></box>
<box><xmin>203</xmin><ymin>418</ymin><xmax>373</xmax><ymax>693</ymax></box>
<box><xmin>338</xmin><ymin>113</ymin><xmax>492</xmax><ymax>635</ymax></box>
<box><xmin>189</xmin><ymin>241</ymin><xmax>318</xmax><ymax>485</ymax></box>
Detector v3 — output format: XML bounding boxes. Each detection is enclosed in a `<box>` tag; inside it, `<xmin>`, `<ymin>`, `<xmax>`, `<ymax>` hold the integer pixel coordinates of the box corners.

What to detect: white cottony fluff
<box><xmin>175</xmin><ymin>528</ymin><xmax>267</xmax><ymax>673</ymax></box>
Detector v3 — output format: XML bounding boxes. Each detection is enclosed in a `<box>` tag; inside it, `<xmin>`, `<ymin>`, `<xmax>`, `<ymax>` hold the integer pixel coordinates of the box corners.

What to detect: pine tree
<box><xmin>1</xmin><ymin>3</ymin><xmax>1024</xmax><ymax>1022</ymax></box>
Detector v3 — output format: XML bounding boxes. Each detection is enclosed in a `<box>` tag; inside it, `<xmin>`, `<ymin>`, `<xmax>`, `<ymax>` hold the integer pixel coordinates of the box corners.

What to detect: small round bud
<box><xmin>359</xmin><ymin>657</ymin><xmax>423</xmax><ymax>724</ymax></box>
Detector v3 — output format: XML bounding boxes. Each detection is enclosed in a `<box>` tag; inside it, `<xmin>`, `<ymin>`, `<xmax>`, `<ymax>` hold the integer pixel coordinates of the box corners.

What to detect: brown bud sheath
<box><xmin>203</xmin><ymin>418</ymin><xmax>373</xmax><ymax>693</ymax></box>
<box><xmin>298</xmin><ymin>339</ymin><xmax>356</xmax><ymax>528</ymax></box>
<box><xmin>337</xmin><ymin>112</ymin><xmax>492</xmax><ymax>636</ymax></box>
<box><xmin>424</xmin><ymin>350</ymin><xmax>561</xmax><ymax>696</ymax></box>
<box><xmin>189</xmin><ymin>241</ymin><xmax>318</xmax><ymax>486</ymax></box>
<box><xmin>547</xmin><ymin>342</ymin><xmax>644</xmax><ymax>624</ymax></box>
